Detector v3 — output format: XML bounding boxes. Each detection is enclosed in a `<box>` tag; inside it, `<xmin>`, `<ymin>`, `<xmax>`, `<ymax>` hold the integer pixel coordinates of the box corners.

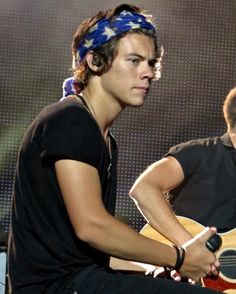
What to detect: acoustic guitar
<box><xmin>140</xmin><ymin>216</ymin><xmax>236</xmax><ymax>293</ymax></box>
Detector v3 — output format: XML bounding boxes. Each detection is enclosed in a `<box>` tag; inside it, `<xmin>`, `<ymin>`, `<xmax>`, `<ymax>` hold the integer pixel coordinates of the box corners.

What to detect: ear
<box><xmin>85</xmin><ymin>52</ymin><xmax>102</xmax><ymax>72</ymax></box>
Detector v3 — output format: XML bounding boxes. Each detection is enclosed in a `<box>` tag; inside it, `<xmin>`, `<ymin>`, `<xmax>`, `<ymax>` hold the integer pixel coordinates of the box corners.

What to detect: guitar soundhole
<box><xmin>219</xmin><ymin>249</ymin><xmax>236</xmax><ymax>280</ymax></box>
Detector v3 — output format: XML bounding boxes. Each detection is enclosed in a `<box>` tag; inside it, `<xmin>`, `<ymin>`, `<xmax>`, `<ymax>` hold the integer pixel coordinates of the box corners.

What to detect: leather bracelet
<box><xmin>172</xmin><ymin>245</ymin><xmax>186</xmax><ymax>271</ymax></box>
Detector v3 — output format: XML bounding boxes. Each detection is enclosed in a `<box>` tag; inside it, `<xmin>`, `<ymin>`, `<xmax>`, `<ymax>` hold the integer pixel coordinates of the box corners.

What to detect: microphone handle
<box><xmin>205</xmin><ymin>233</ymin><xmax>222</xmax><ymax>252</ymax></box>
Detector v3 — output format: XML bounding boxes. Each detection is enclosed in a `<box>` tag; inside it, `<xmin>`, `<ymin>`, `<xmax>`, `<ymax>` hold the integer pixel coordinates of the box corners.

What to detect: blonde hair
<box><xmin>223</xmin><ymin>87</ymin><xmax>236</xmax><ymax>130</ymax></box>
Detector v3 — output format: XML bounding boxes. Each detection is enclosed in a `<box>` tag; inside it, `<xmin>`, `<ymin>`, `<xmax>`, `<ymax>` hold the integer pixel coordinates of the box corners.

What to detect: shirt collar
<box><xmin>220</xmin><ymin>132</ymin><xmax>234</xmax><ymax>148</ymax></box>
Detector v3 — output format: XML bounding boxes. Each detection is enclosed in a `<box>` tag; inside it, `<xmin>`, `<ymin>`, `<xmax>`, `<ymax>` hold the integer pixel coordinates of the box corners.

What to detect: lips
<box><xmin>134</xmin><ymin>86</ymin><xmax>149</xmax><ymax>94</ymax></box>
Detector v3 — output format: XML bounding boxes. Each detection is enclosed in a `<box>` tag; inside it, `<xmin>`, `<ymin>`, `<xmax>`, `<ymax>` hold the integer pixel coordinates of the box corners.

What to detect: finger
<box><xmin>188</xmin><ymin>278</ymin><xmax>195</xmax><ymax>284</ymax></box>
<box><xmin>213</xmin><ymin>260</ymin><xmax>221</xmax><ymax>270</ymax></box>
<box><xmin>170</xmin><ymin>270</ymin><xmax>181</xmax><ymax>281</ymax></box>
<box><xmin>182</xmin><ymin>227</ymin><xmax>216</xmax><ymax>249</ymax></box>
<box><xmin>192</xmin><ymin>275</ymin><xmax>201</xmax><ymax>283</ymax></box>
<box><xmin>153</xmin><ymin>267</ymin><xmax>166</xmax><ymax>278</ymax></box>
<box><xmin>198</xmin><ymin>227</ymin><xmax>217</xmax><ymax>243</ymax></box>
<box><xmin>210</xmin><ymin>264</ymin><xmax>220</xmax><ymax>276</ymax></box>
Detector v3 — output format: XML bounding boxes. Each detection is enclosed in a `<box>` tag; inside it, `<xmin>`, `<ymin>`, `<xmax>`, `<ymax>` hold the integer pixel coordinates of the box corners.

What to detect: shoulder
<box><xmin>168</xmin><ymin>136</ymin><xmax>219</xmax><ymax>155</ymax></box>
<box><xmin>32</xmin><ymin>98</ymin><xmax>97</xmax><ymax>134</ymax></box>
<box><xmin>164</xmin><ymin>137</ymin><xmax>220</xmax><ymax>172</ymax></box>
<box><xmin>39</xmin><ymin>98</ymin><xmax>91</xmax><ymax>125</ymax></box>
<box><xmin>24</xmin><ymin>98</ymin><xmax>101</xmax><ymax>146</ymax></box>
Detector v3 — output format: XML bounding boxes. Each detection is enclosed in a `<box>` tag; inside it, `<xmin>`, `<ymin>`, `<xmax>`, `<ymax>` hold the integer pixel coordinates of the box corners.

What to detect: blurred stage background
<box><xmin>0</xmin><ymin>0</ymin><xmax>235</xmax><ymax>233</ymax></box>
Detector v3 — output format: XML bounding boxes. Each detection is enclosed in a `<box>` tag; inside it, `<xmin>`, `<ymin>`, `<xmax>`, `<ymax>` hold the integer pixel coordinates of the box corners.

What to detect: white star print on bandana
<box><xmin>77</xmin><ymin>10</ymin><xmax>156</xmax><ymax>61</ymax></box>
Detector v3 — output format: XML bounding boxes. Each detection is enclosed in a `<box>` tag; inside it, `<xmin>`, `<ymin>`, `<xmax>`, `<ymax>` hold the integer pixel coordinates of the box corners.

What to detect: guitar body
<box><xmin>140</xmin><ymin>216</ymin><xmax>236</xmax><ymax>293</ymax></box>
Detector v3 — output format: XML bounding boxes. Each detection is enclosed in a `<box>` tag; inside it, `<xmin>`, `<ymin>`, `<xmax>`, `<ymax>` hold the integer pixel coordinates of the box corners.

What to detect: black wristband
<box><xmin>172</xmin><ymin>245</ymin><xmax>186</xmax><ymax>271</ymax></box>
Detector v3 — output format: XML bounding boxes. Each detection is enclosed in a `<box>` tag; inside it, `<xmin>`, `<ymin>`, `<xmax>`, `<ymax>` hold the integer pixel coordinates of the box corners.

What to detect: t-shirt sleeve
<box><xmin>164</xmin><ymin>142</ymin><xmax>204</xmax><ymax>178</ymax></box>
<box><xmin>40</xmin><ymin>104</ymin><xmax>100</xmax><ymax>168</ymax></box>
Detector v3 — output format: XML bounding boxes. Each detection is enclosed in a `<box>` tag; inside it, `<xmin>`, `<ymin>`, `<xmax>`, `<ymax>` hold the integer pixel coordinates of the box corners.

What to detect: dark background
<box><xmin>0</xmin><ymin>0</ymin><xmax>235</xmax><ymax>232</ymax></box>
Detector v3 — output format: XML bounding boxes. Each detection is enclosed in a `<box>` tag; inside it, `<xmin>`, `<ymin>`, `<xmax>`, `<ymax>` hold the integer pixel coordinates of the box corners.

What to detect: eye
<box><xmin>129</xmin><ymin>58</ymin><xmax>140</xmax><ymax>65</ymax></box>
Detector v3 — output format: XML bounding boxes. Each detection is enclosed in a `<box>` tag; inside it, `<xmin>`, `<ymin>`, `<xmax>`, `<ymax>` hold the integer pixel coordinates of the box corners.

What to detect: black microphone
<box><xmin>205</xmin><ymin>233</ymin><xmax>222</xmax><ymax>252</ymax></box>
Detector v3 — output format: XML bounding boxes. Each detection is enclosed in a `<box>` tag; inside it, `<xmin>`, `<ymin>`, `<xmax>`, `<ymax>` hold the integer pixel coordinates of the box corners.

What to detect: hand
<box><xmin>178</xmin><ymin>227</ymin><xmax>220</xmax><ymax>282</ymax></box>
<box><xmin>150</xmin><ymin>267</ymin><xmax>195</xmax><ymax>284</ymax></box>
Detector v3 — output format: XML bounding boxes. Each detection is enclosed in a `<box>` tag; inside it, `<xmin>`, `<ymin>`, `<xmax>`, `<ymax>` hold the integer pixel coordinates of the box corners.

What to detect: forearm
<box><xmin>81</xmin><ymin>212</ymin><xmax>219</xmax><ymax>283</ymax></box>
<box><xmin>129</xmin><ymin>159</ymin><xmax>192</xmax><ymax>245</ymax></box>
<box><xmin>130</xmin><ymin>183</ymin><xmax>192</xmax><ymax>245</ymax></box>
<box><xmin>78</xmin><ymin>210</ymin><xmax>177</xmax><ymax>268</ymax></box>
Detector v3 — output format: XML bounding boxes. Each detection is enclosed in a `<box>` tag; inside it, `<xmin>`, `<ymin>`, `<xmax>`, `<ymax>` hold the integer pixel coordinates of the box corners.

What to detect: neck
<box><xmin>81</xmin><ymin>75</ymin><xmax>127</xmax><ymax>136</ymax></box>
<box><xmin>80</xmin><ymin>92</ymin><xmax>97</xmax><ymax>122</ymax></box>
<box><xmin>80</xmin><ymin>89</ymin><xmax>123</xmax><ymax>140</ymax></box>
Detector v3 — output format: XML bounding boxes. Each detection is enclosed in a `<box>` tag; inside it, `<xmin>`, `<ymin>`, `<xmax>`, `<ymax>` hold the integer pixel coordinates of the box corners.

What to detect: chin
<box><xmin>131</xmin><ymin>98</ymin><xmax>145</xmax><ymax>107</ymax></box>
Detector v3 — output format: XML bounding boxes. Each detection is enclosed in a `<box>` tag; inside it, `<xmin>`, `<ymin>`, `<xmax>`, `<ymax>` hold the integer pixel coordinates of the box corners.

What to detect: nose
<box><xmin>140</xmin><ymin>62</ymin><xmax>154</xmax><ymax>80</ymax></box>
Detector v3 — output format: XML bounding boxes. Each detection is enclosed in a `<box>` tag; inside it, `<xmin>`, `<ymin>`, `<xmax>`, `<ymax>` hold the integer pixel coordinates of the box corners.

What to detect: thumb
<box><xmin>197</xmin><ymin>227</ymin><xmax>217</xmax><ymax>243</ymax></box>
<box><xmin>182</xmin><ymin>227</ymin><xmax>217</xmax><ymax>249</ymax></box>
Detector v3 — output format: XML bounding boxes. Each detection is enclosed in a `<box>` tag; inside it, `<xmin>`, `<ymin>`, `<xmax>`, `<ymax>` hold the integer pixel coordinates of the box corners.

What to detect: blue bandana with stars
<box><xmin>77</xmin><ymin>10</ymin><xmax>156</xmax><ymax>61</ymax></box>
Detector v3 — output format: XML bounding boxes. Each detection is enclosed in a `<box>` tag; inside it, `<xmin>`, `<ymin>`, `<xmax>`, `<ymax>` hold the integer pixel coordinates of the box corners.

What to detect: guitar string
<box><xmin>217</xmin><ymin>255</ymin><xmax>236</xmax><ymax>266</ymax></box>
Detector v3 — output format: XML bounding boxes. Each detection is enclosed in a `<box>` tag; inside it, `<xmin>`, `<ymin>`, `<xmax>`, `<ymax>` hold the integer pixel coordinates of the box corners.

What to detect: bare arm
<box><xmin>129</xmin><ymin>156</ymin><xmax>194</xmax><ymax>245</ymax></box>
<box><xmin>55</xmin><ymin>159</ymin><xmax>177</xmax><ymax>267</ymax></box>
<box><xmin>55</xmin><ymin>159</ymin><xmax>218</xmax><ymax>281</ymax></box>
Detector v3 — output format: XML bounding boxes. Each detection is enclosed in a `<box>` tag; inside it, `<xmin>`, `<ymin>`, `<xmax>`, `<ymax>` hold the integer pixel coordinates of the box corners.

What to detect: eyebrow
<box><xmin>128</xmin><ymin>53</ymin><xmax>156</xmax><ymax>62</ymax></box>
<box><xmin>128</xmin><ymin>53</ymin><xmax>156</xmax><ymax>65</ymax></box>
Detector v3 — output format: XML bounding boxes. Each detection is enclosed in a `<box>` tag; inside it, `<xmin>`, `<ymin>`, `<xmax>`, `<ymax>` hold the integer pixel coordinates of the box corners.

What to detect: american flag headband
<box><xmin>76</xmin><ymin>10</ymin><xmax>156</xmax><ymax>62</ymax></box>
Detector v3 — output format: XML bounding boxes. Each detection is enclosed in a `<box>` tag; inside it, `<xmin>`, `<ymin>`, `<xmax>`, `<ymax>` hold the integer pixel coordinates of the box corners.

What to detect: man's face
<box><xmin>100</xmin><ymin>33</ymin><xmax>156</xmax><ymax>108</ymax></box>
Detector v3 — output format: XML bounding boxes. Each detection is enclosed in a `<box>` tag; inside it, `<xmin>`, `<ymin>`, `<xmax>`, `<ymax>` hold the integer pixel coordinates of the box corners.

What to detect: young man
<box><xmin>8</xmin><ymin>4</ymin><xmax>221</xmax><ymax>293</ymax></box>
<box><xmin>165</xmin><ymin>87</ymin><xmax>236</xmax><ymax>232</ymax></box>
<box><xmin>129</xmin><ymin>87</ymin><xmax>236</xmax><ymax>289</ymax></box>
<box><xmin>130</xmin><ymin>87</ymin><xmax>236</xmax><ymax>232</ymax></box>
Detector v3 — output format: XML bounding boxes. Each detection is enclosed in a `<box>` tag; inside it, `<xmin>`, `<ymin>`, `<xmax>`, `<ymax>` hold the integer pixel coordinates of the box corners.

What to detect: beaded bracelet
<box><xmin>172</xmin><ymin>245</ymin><xmax>186</xmax><ymax>271</ymax></box>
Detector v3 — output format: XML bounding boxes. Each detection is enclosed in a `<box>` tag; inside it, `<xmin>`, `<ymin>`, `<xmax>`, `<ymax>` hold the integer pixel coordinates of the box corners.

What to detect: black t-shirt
<box><xmin>8</xmin><ymin>98</ymin><xmax>117</xmax><ymax>292</ymax></box>
<box><xmin>165</xmin><ymin>134</ymin><xmax>236</xmax><ymax>231</ymax></box>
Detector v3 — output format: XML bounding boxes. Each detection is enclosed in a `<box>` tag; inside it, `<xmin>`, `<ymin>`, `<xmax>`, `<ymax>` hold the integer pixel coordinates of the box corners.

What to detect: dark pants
<box><xmin>51</xmin><ymin>265</ymin><xmax>222</xmax><ymax>294</ymax></box>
